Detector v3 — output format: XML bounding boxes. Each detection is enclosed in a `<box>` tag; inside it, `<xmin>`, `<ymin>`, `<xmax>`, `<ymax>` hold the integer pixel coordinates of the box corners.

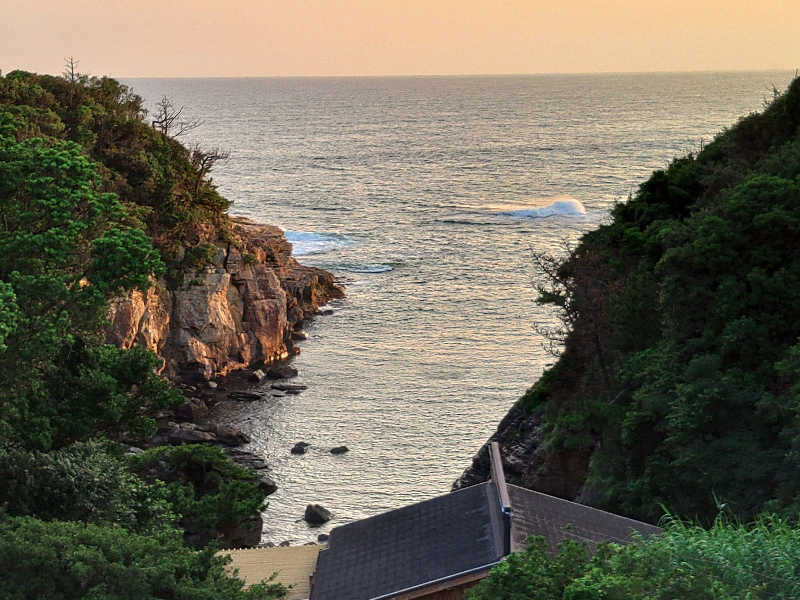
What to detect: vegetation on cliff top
<box><xmin>525</xmin><ymin>75</ymin><xmax>800</xmax><ymax>525</ymax></box>
<box><xmin>0</xmin><ymin>67</ymin><xmax>282</xmax><ymax>597</ymax></box>
<box><xmin>468</xmin><ymin>516</ymin><xmax>800</xmax><ymax>599</ymax></box>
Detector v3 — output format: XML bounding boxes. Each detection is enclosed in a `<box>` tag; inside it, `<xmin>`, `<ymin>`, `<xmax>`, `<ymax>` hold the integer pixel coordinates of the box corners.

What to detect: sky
<box><xmin>2</xmin><ymin>0</ymin><xmax>798</xmax><ymax>77</ymax></box>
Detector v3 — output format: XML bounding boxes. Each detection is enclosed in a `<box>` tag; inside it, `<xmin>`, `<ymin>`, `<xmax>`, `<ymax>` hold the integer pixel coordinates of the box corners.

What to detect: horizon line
<box><xmin>116</xmin><ymin>67</ymin><xmax>795</xmax><ymax>79</ymax></box>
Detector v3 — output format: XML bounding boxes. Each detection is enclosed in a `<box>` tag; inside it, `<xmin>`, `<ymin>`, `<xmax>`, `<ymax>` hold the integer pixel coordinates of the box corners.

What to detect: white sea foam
<box><xmin>339</xmin><ymin>263</ymin><xmax>393</xmax><ymax>274</ymax></box>
<box><xmin>492</xmin><ymin>195</ymin><xmax>587</xmax><ymax>219</ymax></box>
<box><xmin>284</xmin><ymin>231</ymin><xmax>351</xmax><ymax>256</ymax></box>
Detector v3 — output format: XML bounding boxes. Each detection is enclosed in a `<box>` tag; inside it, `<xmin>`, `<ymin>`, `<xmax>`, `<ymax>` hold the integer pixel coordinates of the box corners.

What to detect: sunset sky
<box><xmin>2</xmin><ymin>0</ymin><xmax>798</xmax><ymax>77</ymax></box>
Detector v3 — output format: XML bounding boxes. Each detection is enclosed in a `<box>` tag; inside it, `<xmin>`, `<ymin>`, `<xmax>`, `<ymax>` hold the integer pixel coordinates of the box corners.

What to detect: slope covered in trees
<box><xmin>0</xmin><ymin>68</ymin><xmax>284</xmax><ymax>598</ymax></box>
<box><xmin>458</xmin><ymin>73</ymin><xmax>800</xmax><ymax>600</ymax></box>
<box><xmin>502</xmin><ymin>75</ymin><xmax>800</xmax><ymax>525</ymax></box>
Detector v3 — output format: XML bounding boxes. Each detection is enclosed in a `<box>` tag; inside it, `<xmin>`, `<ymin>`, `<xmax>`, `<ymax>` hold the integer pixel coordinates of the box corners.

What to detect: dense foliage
<box><xmin>0</xmin><ymin>111</ymin><xmax>178</xmax><ymax>449</ymax></box>
<box><xmin>0</xmin><ymin>69</ymin><xmax>230</xmax><ymax>244</ymax></box>
<box><xmin>130</xmin><ymin>444</ymin><xmax>268</xmax><ymax>544</ymax></box>
<box><xmin>530</xmin><ymin>75</ymin><xmax>800</xmax><ymax>523</ymax></box>
<box><xmin>0</xmin><ymin>516</ymin><xmax>285</xmax><ymax>600</ymax></box>
<box><xmin>468</xmin><ymin>516</ymin><xmax>800</xmax><ymax>599</ymax></box>
<box><xmin>0</xmin><ymin>67</ymin><xmax>281</xmax><ymax>597</ymax></box>
<box><xmin>0</xmin><ymin>440</ymin><xmax>173</xmax><ymax>534</ymax></box>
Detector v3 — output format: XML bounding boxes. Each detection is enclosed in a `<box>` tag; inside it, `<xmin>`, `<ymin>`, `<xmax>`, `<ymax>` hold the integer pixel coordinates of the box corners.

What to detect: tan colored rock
<box><xmin>106</xmin><ymin>218</ymin><xmax>343</xmax><ymax>382</ymax></box>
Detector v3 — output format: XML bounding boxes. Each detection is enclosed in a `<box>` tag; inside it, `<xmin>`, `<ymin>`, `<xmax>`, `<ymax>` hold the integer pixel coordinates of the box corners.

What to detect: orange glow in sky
<box><xmin>2</xmin><ymin>0</ymin><xmax>798</xmax><ymax>76</ymax></box>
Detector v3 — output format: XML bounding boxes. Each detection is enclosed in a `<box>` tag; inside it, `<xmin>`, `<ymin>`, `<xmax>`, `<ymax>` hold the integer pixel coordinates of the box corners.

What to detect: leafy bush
<box><xmin>467</xmin><ymin>537</ymin><xmax>590</xmax><ymax>600</ymax></box>
<box><xmin>130</xmin><ymin>444</ymin><xmax>267</xmax><ymax>544</ymax></box>
<box><xmin>0</xmin><ymin>69</ymin><xmax>231</xmax><ymax>249</ymax></box>
<box><xmin>0</xmin><ymin>515</ymin><xmax>285</xmax><ymax>599</ymax></box>
<box><xmin>529</xmin><ymin>75</ymin><xmax>800</xmax><ymax>523</ymax></box>
<box><xmin>0</xmin><ymin>440</ymin><xmax>174</xmax><ymax>534</ymax></box>
<box><xmin>469</xmin><ymin>516</ymin><xmax>800</xmax><ymax>599</ymax></box>
<box><xmin>0</xmin><ymin>111</ymin><xmax>179</xmax><ymax>450</ymax></box>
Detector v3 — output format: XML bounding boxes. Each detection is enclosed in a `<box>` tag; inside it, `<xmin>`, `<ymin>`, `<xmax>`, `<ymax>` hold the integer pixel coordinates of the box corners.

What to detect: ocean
<box><xmin>126</xmin><ymin>71</ymin><xmax>794</xmax><ymax>543</ymax></box>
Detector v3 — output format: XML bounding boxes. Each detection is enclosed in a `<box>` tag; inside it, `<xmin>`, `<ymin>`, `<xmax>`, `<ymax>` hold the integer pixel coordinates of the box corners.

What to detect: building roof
<box><xmin>507</xmin><ymin>483</ymin><xmax>662</xmax><ymax>553</ymax></box>
<box><xmin>310</xmin><ymin>481</ymin><xmax>506</xmax><ymax>600</ymax></box>
<box><xmin>223</xmin><ymin>545</ymin><xmax>321</xmax><ymax>600</ymax></box>
<box><xmin>309</xmin><ymin>443</ymin><xmax>662</xmax><ymax>600</ymax></box>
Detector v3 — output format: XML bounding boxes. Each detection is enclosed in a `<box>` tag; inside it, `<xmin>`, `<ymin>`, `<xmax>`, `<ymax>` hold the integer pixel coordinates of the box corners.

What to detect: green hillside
<box><xmin>0</xmin><ymin>69</ymin><xmax>284</xmax><ymax>598</ymax></box>
<box><xmin>525</xmin><ymin>75</ymin><xmax>800</xmax><ymax>524</ymax></box>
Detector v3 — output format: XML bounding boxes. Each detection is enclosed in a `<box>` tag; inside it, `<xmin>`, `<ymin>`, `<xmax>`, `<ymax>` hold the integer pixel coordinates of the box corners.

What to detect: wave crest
<box><xmin>284</xmin><ymin>231</ymin><xmax>351</xmax><ymax>256</ymax></box>
<box><xmin>494</xmin><ymin>195</ymin><xmax>586</xmax><ymax>219</ymax></box>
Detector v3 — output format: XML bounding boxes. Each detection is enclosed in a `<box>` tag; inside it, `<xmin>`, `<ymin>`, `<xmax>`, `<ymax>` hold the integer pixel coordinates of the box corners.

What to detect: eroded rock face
<box><xmin>107</xmin><ymin>217</ymin><xmax>343</xmax><ymax>382</ymax></box>
<box><xmin>453</xmin><ymin>397</ymin><xmax>590</xmax><ymax>502</ymax></box>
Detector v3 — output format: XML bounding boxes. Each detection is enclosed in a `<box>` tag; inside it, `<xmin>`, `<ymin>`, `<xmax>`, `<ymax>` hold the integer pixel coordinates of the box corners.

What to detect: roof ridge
<box><xmin>484</xmin><ymin>482</ymin><xmax>508</xmax><ymax>560</ymax></box>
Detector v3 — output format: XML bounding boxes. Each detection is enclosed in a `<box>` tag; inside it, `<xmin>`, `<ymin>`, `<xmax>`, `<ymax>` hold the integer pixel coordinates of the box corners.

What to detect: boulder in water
<box><xmin>228</xmin><ymin>391</ymin><xmax>263</xmax><ymax>401</ymax></box>
<box><xmin>291</xmin><ymin>442</ymin><xmax>310</xmax><ymax>455</ymax></box>
<box><xmin>304</xmin><ymin>504</ymin><xmax>331</xmax><ymax>525</ymax></box>
<box><xmin>265</xmin><ymin>364</ymin><xmax>299</xmax><ymax>379</ymax></box>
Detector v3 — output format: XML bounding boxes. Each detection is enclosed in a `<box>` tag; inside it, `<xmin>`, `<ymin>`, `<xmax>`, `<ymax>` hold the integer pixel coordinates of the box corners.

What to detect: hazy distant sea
<box><xmin>126</xmin><ymin>71</ymin><xmax>794</xmax><ymax>543</ymax></box>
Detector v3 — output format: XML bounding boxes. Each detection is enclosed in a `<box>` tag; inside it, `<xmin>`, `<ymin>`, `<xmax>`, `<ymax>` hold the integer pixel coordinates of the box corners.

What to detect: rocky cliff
<box><xmin>453</xmin><ymin>399</ymin><xmax>591</xmax><ymax>502</ymax></box>
<box><xmin>107</xmin><ymin>216</ymin><xmax>342</xmax><ymax>383</ymax></box>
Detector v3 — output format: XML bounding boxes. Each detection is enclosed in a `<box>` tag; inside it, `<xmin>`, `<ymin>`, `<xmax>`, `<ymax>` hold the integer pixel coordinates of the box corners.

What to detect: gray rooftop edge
<box><xmin>310</xmin><ymin>481</ymin><xmax>506</xmax><ymax>600</ymax></box>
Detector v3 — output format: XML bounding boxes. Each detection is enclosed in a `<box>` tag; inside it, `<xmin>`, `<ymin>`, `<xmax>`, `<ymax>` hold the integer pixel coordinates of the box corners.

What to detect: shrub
<box><xmin>0</xmin><ymin>515</ymin><xmax>286</xmax><ymax>599</ymax></box>
<box><xmin>0</xmin><ymin>440</ymin><xmax>174</xmax><ymax>534</ymax></box>
<box><xmin>129</xmin><ymin>444</ymin><xmax>267</xmax><ymax>545</ymax></box>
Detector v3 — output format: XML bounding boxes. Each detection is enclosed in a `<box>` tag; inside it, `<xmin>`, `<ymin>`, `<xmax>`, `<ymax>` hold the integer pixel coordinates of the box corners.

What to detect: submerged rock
<box><xmin>257</xmin><ymin>474</ymin><xmax>278</xmax><ymax>496</ymax></box>
<box><xmin>228</xmin><ymin>391</ymin><xmax>263</xmax><ymax>401</ymax></box>
<box><xmin>213</xmin><ymin>424</ymin><xmax>250</xmax><ymax>446</ymax></box>
<box><xmin>167</xmin><ymin>428</ymin><xmax>216</xmax><ymax>445</ymax></box>
<box><xmin>271</xmin><ymin>382</ymin><xmax>307</xmax><ymax>392</ymax></box>
<box><xmin>330</xmin><ymin>446</ymin><xmax>349</xmax><ymax>455</ymax></box>
<box><xmin>173</xmin><ymin>397</ymin><xmax>209</xmax><ymax>422</ymax></box>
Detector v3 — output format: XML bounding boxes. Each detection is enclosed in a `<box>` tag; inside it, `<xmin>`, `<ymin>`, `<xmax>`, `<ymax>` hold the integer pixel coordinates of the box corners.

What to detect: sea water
<box><xmin>127</xmin><ymin>72</ymin><xmax>794</xmax><ymax>543</ymax></box>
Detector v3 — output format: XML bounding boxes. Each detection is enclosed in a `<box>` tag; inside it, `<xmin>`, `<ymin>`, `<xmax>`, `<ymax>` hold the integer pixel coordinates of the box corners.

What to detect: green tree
<box><xmin>0</xmin><ymin>515</ymin><xmax>286</xmax><ymax>600</ymax></box>
<box><xmin>467</xmin><ymin>537</ymin><xmax>591</xmax><ymax>600</ymax></box>
<box><xmin>0</xmin><ymin>117</ymin><xmax>175</xmax><ymax>449</ymax></box>
<box><xmin>526</xmin><ymin>76</ymin><xmax>800</xmax><ymax>523</ymax></box>
<box><xmin>0</xmin><ymin>440</ymin><xmax>174</xmax><ymax>534</ymax></box>
<box><xmin>130</xmin><ymin>444</ymin><xmax>268</xmax><ymax>547</ymax></box>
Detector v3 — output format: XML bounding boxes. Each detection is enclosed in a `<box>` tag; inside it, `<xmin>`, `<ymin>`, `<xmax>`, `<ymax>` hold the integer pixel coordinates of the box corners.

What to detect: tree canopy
<box><xmin>528</xmin><ymin>75</ymin><xmax>800</xmax><ymax>524</ymax></box>
<box><xmin>0</xmin><ymin>67</ymin><xmax>282</xmax><ymax>597</ymax></box>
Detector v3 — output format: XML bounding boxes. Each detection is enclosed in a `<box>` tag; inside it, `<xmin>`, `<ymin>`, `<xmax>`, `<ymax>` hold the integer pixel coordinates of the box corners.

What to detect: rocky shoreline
<box><xmin>111</xmin><ymin>218</ymin><xmax>344</xmax><ymax>547</ymax></box>
<box><xmin>107</xmin><ymin>216</ymin><xmax>343</xmax><ymax>382</ymax></box>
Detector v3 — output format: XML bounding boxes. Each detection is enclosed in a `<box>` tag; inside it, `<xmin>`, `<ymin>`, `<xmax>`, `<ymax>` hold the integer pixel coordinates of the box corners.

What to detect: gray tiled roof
<box><xmin>310</xmin><ymin>482</ymin><xmax>505</xmax><ymax>600</ymax></box>
<box><xmin>507</xmin><ymin>483</ymin><xmax>662</xmax><ymax>553</ymax></box>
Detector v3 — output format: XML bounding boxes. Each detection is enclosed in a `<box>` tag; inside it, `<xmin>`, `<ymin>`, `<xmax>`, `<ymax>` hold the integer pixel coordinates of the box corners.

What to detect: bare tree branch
<box><xmin>63</xmin><ymin>57</ymin><xmax>80</xmax><ymax>83</ymax></box>
<box><xmin>151</xmin><ymin>96</ymin><xmax>203</xmax><ymax>137</ymax></box>
<box><xmin>189</xmin><ymin>145</ymin><xmax>230</xmax><ymax>197</ymax></box>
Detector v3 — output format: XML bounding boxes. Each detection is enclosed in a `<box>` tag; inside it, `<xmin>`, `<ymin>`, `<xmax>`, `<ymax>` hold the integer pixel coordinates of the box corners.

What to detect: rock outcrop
<box><xmin>453</xmin><ymin>397</ymin><xmax>590</xmax><ymax>502</ymax></box>
<box><xmin>107</xmin><ymin>217</ymin><xmax>343</xmax><ymax>382</ymax></box>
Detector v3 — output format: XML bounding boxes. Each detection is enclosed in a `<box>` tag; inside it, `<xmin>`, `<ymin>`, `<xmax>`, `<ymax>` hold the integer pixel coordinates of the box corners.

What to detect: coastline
<box><xmin>114</xmin><ymin>218</ymin><xmax>344</xmax><ymax>547</ymax></box>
